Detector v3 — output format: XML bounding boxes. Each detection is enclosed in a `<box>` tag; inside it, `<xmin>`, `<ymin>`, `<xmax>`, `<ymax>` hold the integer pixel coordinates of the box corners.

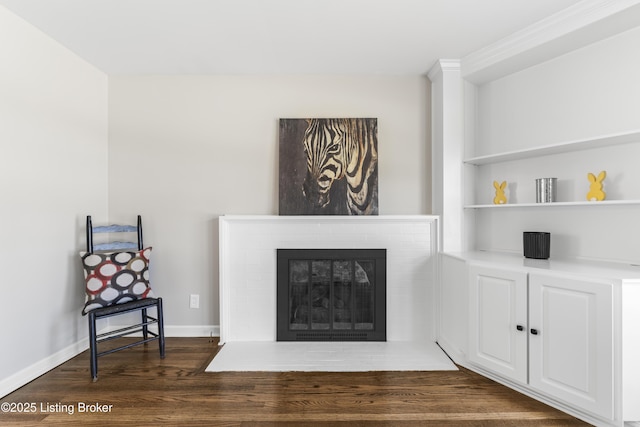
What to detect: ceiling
<box><xmin>0</xmin><ymin>0</ymin><xmax>584</xmax><ymax>75</ymax></box>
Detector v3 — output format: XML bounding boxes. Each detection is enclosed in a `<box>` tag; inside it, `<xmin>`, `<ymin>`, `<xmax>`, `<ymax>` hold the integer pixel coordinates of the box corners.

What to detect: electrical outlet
<box><xmin>189</xmin><ymin>294</ymin><xmax>200</xmax><ymax>309</ymax></box>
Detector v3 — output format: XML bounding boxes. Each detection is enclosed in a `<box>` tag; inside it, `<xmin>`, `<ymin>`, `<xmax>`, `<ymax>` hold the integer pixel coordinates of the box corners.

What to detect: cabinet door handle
<box><xmin>530</xmin><ymin>328</ymin><xmax>539</xmax><ymax>335</ymax></box>
<box><xmin>516</xmin><ymin>325</ymin><xmax>525</xmax><ymax>331</ymax></box>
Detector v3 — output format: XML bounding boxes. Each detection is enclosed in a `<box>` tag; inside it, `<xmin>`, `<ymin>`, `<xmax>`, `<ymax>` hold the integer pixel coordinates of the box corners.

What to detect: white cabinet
<box><xmin>468</xmin><ymin>266</ymin><xmax>614</xmax><ymax>419</ymax></box>
<box><xmin>447</xmin><ymin>251</ymin><xmax>640</xmax><ymax>426</ymax></box>
<box><xmin>468</xmin><ymin>265</ymin><xmax>527</xmax><ymax>384</ymax></box>
<box><xmin>528</xmin><ymin>273</ymin><xmax>613</xmax><ymax>420</ymax></box>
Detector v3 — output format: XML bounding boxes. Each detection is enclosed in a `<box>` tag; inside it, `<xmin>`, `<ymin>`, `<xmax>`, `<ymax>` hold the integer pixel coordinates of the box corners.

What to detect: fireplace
<box><xmin>277</xmin><ymin>249</ymin><xmax>386</xmax><ymax>341</ymax></box>
<box><xmin>218</xmin><ymin>215</ymin><xmax>438</xmax><ymax>344</ymax></box>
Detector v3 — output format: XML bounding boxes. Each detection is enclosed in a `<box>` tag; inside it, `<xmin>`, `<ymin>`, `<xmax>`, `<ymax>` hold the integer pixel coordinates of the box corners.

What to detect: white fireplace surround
<box><xmin>218</xmin><ymin>215</ymin><xmax>439</xmax><ymax>345</ymax></box>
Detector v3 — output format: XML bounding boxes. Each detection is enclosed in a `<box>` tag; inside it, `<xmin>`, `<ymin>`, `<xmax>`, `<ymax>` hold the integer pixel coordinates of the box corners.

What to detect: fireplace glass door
<box><xmin>277</xmin><ymin>249</ymin><xmax>386</xmax><ymax>341</ymax></box>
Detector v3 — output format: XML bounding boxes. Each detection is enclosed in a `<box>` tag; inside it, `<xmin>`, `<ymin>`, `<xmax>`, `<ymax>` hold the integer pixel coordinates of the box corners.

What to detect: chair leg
<box><xmin>88</xmin><ymin>312</ymin><xmax>98</xmax><ymax>381</ymax></box>
<box><xmin>141</xmin><ymin>308</ymin><xmax>149</xmax><ymax>340</ymax></box>
<box><xmin>157</xmin><ymin>298</ymin><xmax>165</xmax><ymax>358</ymax></box>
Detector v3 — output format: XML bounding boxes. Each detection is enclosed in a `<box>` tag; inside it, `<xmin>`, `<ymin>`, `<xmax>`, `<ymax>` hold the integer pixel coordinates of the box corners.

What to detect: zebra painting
<box><xmin>279</xmin><ymin>118</ymin><xmax>378</xmax><ymax>215</ymax></box>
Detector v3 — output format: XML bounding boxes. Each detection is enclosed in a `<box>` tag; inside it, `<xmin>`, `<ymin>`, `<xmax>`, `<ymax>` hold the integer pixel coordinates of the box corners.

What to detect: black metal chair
<box><xmin>82</xmin><ymin>215</ymin><xmax>165</xmax><ymax>381</ymax></box>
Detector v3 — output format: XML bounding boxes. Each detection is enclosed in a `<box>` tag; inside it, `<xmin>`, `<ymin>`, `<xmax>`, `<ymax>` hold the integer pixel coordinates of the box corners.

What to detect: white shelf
<box><xmin>465</xmin><ymin>200</ymin><xmax>640</xmax><ymax>209</ymax></box>
<box><xmin>464</xmin><ymin>129</ymin><xmax>640</xmax><ymax>165</ymax></box>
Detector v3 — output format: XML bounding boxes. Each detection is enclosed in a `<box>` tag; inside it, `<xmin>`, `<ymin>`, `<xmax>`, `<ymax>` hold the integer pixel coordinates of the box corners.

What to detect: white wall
<box><xmin>0</xmin><ymin>6</ymin><xmax>108</xmax><ymax>394</ymax></box>
<box><xmin>108</xmin><ymin>75</ymin><xmax>431</xmax><ymax>328</ymax></box>
<box><xmin>470</xmin><ymin>26</ymin><xmax>640</xmax><ymax>263</ymax></box>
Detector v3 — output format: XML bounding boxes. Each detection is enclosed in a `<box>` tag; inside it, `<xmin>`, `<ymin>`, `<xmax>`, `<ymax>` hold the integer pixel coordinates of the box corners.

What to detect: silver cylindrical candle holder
<box><xmin>535</xmin><ymin>177</ymin><xmax>557</xmax><ymax>203</ymax></box>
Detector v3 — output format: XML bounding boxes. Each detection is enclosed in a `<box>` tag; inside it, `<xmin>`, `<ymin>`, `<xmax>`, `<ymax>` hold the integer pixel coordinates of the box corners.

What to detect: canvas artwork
<box><xmin>279</xmin><ymin>118</ymin><xmax>378</xmax><ymax>215</ymax></box>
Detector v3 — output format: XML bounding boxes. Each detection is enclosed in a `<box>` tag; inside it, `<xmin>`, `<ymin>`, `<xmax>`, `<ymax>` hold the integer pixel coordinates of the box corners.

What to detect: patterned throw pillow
<box><xmin>80</xmin><ymin>247</ymin><xmax>155</xmax><ymax>315</ymax></box>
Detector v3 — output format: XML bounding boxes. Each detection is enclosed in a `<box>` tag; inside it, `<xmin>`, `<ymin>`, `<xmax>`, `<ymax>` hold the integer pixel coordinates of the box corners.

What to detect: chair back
<box><xmin>86</xmin><ymin>215</ymin><xmax>143</xmax><ymax>253</ymax></box>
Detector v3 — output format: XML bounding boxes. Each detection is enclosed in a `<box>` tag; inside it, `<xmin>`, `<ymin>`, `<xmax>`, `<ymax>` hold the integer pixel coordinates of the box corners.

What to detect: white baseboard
<box><xmin>0</xmin><ymin>325</ymin><xmax>220</xmax><ymax>399</ymax></box>
<box><xmin>0</xmin><ymin>337</ymin><xmax>89</xmax><ymax>399</ymax></box>
<box><xmin>165</xmin><ymin>325</ymin><xmax>219</xmax><ymax>338</ymax></box>
<box><xmin>101</xmin><ymin>324</ymin><xmax>220</xmax><ymax>338</ymax></box>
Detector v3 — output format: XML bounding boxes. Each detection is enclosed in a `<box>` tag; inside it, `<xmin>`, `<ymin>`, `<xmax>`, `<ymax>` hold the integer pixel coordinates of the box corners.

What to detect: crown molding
<box><xmin>462</xmin><ymin>0</ymin><xmax>640</xmax><ymax>84</ymax></box>
<box><xmin>427</xmin><ymin>59</ymin><xmax>461</xmax><ymax>81</ymax></box>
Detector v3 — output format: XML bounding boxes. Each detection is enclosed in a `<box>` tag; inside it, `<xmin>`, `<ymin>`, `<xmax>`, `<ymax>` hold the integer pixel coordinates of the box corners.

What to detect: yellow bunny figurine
<box><xmin>586</xmin><ymin>171</ymin><xmax>606</xmax><ymax>201</ymax></box>
<box><xmin>493</xmin><ymin>180</ymin><xmax>507</xmax><ymax>204</ymax></box>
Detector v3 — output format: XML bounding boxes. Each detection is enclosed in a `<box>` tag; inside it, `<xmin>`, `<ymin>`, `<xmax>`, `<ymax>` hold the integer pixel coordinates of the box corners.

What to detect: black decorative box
<box><xmin>523</xmin><ymin>232</ymin><xmax>550</xmax><ymax>259</ymax></box>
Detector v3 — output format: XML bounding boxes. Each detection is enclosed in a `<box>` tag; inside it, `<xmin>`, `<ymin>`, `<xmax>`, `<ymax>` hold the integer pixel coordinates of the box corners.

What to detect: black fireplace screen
<box><xmin>277</xmin><ymin>249</ymin><xmax>386</xmax><ymax>341</ymax></box>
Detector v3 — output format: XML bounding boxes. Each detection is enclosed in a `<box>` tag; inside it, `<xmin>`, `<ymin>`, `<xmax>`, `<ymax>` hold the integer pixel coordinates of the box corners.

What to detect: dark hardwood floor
<box><xmin>1</xmin><ymin>338</ymin><xmax>589</xmax><ymax>426</ymax></box>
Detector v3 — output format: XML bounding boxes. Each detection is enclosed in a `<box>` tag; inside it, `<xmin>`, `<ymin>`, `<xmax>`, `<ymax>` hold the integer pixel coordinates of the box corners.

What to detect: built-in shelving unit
<box><xmin>465</xmin><ymin>129</ymin><xmax>640</xmax><ymax>209</ymax></box>
<box><xmin>465</xmin><ymin>200</ymin><xmax>640</xmax><ymax>209</ymax></box>
<box><xmin>464</xmin><ymin>129</ymin><xmax>640</xmax><ymax>165</ymax></box>
<box><xmin>436</xmin><ymin>5</ymin><xmax>640</xmax><ymax>425</ymax></box>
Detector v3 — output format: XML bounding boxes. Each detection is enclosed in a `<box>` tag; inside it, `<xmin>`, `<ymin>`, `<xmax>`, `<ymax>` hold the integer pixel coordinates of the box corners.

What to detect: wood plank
<box><xmin>0</xmin><ymin>338</ymin><xmax>588</xmax><ymax>426</ymax></box>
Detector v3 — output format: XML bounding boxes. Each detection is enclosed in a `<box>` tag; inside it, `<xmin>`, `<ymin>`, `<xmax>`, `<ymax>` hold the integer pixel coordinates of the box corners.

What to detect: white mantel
<box><xmin>218</xmin><ymin>215</ymin><xmax>439</xmax><ymax>345</ymax></box>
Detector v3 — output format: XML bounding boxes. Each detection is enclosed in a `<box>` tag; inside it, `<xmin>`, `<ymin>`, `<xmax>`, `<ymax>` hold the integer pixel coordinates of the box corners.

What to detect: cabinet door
<box><xmin>529</xmin><ymin>273</ymin><xmax>613</xmax><ymax>419</ymax></box>
<box><xmin>468</xmin><ymin>266</ymin><xmax>528</xmax><ymax>384</ymax></box>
